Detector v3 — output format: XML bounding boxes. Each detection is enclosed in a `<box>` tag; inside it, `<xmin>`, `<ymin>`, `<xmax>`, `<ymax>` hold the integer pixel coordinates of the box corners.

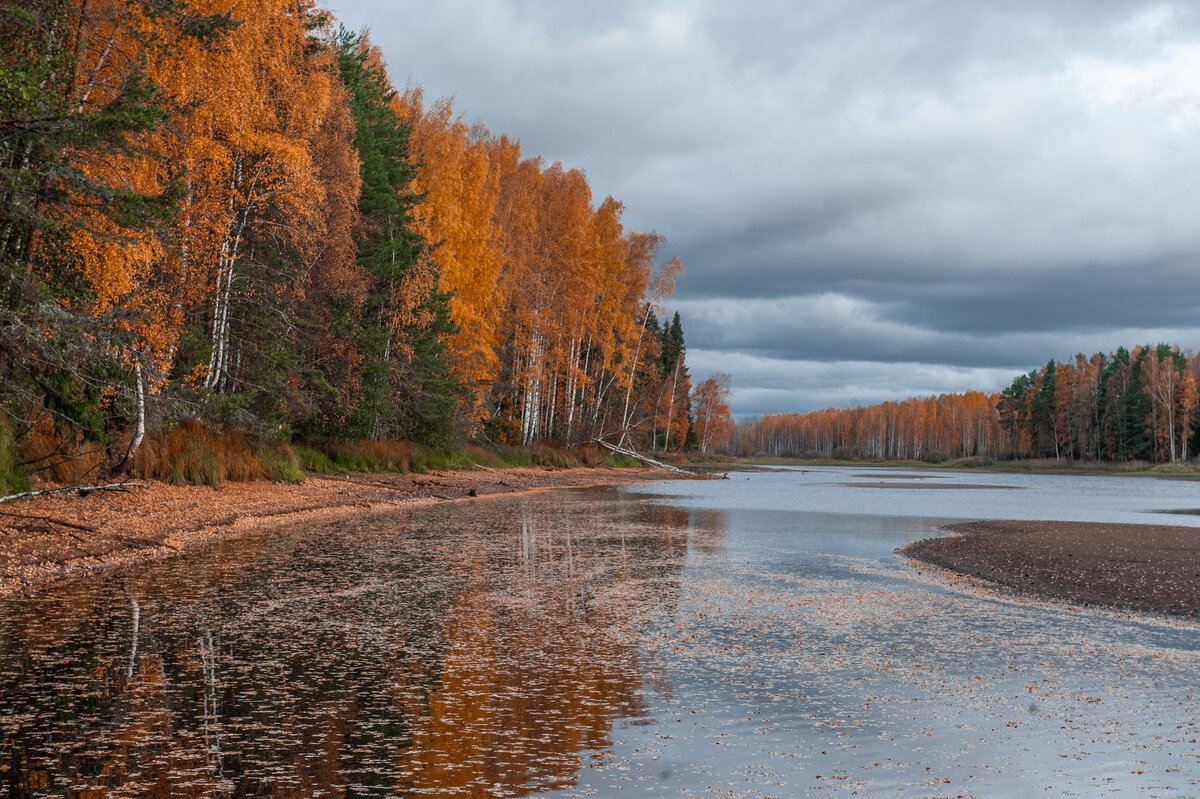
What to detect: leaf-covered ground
<box><xmin>0</xmin><ymin>466</ymin><xmax>670</xmax><ymax>596</ymax></box>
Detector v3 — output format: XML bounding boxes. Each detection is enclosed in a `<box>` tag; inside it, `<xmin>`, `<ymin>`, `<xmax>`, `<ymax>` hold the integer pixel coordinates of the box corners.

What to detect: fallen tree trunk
<box><xmin>593</xmin><ymin>439</ymin><xmax>695</xmax><ymax>477</ymax></box>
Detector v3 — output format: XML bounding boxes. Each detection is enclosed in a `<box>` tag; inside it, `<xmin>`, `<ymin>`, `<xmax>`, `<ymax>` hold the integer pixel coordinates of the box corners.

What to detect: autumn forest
<box><xmin>0</xmin><ymin>1</ymin><xmax>738</xmax><ymax>492</ymax></box>
<box><xmin>5</xmin><ymin>1</ymin><xmax>1198</xmax><ymax>498</ymax></box>
<box><xmin>735</xmin><ymin>345</ymin><xmax>1200</xmax><ymax>466</ymax></box>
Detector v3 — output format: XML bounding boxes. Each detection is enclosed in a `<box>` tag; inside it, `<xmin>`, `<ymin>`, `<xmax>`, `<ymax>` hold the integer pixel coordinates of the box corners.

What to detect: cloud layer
<box><xmin>333</xmin><ymin>0</ymin><xmax>1200</xmax><ymax>415</ymax></box>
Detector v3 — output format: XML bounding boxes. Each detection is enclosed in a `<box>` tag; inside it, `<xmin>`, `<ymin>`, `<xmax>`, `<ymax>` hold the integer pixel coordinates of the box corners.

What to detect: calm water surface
<box><xmin>2</xmin><ymin>467</ymin><xmax>1199</xmax><ymax>797</ymax></box>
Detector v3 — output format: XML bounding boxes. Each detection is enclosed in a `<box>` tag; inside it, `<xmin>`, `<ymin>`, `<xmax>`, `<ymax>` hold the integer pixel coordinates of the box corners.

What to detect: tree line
<box><xmin>733</xmin><ymin>345</ymin><xmax>1200</xmax><ymax>464</ymax></box>
<box><xmin>0</xmin><ymin>1</ymin><xmax>727</xmax><ymax>487</ymax></box>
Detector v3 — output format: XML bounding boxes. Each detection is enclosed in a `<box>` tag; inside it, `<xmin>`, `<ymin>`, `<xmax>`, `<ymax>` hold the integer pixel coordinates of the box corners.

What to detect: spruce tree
<box><xmin>1025</xmin><ymin>360</ymin><xmax>1057</xmax><ymax>458</ymax></box>
<box><xmin>333</xmin><ymin>28</ymin><xmax>459</xmax><ymax>443</ymax></box>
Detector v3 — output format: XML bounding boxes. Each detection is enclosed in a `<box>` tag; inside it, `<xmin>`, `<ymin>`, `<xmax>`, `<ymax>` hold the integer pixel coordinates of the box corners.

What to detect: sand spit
<box><xmin>904</xmin><ymin>519</ymin><xmax>1200</xmax><ymax>616</ymax></box>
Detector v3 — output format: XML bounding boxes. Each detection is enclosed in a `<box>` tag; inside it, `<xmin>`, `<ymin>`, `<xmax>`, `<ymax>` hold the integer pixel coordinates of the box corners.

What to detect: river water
<box><xmin>2</xmin><ymin>467</ymin><xmax>1199</xmax><ymax>797</ymax></box>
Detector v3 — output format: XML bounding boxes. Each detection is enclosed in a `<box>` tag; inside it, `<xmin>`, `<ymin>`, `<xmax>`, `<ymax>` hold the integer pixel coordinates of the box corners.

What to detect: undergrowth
<box><xmin>133</xmin><ymin>420</ymin><xmax>267</xmax><ymax>487</ymax></box>
<box><xmin>0</xmin><ymin>420</ymin><xmax>29</xmax><ymax>495</ymax></box>
<box><xmin>603</xmin><ymin>453</ymin><xmax>642</xmax><ymax>468</ymax></box>
<box><xmin>120</xmin><ymin>422</ymin><xmax>656</xmax><ymax>487</ymax></box>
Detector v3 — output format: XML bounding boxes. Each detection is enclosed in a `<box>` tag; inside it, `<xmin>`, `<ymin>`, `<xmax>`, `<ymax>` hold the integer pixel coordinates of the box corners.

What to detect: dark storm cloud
<box><xmin>331</xmin><ymin>0</ymin><xmax>1200</xmax><ymax>414</ymax></box>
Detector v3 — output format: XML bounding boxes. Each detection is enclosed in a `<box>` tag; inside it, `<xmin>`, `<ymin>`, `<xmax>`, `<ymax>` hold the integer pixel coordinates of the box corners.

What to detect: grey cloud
<box><xmin>674</xmin><ymin>291</ymin><xmax>1200</xmax><ymax>370</ymax></box>
<box><xmin>332</xmin><ymin>0</ymin><xmax>1200</xmax><ymax>414</ymax></box>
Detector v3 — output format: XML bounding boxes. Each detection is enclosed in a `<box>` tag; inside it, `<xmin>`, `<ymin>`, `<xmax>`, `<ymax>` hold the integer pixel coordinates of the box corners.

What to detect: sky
<box><xmin>330</xmin><ymin>0</ymin><xmax>1200</xmax><ymax>418</ymax></box>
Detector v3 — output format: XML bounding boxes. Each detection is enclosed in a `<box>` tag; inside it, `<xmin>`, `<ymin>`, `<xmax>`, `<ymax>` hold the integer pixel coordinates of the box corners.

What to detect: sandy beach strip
<box><xmin>0</xmin><ymin>466</ymin><xmax>678</xmax><ymax>597</ymax></box>
<box><xmin>903</xmin><ymin>519</ymin><xmax>1200</xmax><ymax>617</ymax></box>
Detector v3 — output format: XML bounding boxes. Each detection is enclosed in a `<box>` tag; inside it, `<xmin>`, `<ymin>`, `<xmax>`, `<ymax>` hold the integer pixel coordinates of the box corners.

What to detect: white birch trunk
<box><xmin>127</xmin><ymin>594</ymin><xmax>140</xmax><ymax>682</ymax></box>
<box><xmin>564</xmin><ymin>336</ymin><xmax>579</xmax><ymax>443</ymax></box>
<box><xmin>616</xmin><ymin>306</ymin><xmax>651</xmax><ymax>448</ymax></box>
<box><xmin>664</xmin><ymin>359</ymin><xmax>681</xmax><ymax>452</ymax></box>
<box><xmin>130</xmin><ymin>359</ymin><xmax>145</xmax><ymax>455</ymax></box>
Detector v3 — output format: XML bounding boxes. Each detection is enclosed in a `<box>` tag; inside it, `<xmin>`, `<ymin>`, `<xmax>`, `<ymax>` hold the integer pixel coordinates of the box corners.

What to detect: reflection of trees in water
<box><xmin>0</xmin><ymin>489</ymin><xmax>706</xmax><ymax>797</ymax></box>
<box><xmin>0</xmin><ymin>584</ymin><xmax>228</xmax><ymax>796</ymax></box>
<box><xmin>394</xmin><ymin>495</ymin><xmax>696</xmax><ymax>796</ymax></box>
<box><xmin>687</xmin><ymin>509</ymin><xmax>730</xmax><ymax>556</ymax></box>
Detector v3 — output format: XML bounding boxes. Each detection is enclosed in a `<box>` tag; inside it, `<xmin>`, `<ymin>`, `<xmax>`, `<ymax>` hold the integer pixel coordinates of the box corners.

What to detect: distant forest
<box><xmin>0</xmin><ymin>2</ymin><xmax>732</xmax><ymax>491</ymax></box>
<box><xmin>735</xmin><ymin>345</ymin><xmax>1200</xmax><ymax>464</ymax></box>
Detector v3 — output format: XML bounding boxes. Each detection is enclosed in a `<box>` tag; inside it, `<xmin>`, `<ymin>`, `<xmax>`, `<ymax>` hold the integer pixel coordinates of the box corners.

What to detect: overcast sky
<box><xmin>330</xmin><ymin>0</ymin><xmax>1200</xmax><ymax>417</ymax></box>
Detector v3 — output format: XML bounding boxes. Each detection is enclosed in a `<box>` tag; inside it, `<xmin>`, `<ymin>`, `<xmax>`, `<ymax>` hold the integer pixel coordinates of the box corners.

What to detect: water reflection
<box><xmin>0</xmin><ymin>488</ymin><xmax>720</xmax><ymax>797</ymax></box>
<box><xmin>15</xmin><ymin>468</ymin><xmax>1197</xmax><ymax>797</ymax></box>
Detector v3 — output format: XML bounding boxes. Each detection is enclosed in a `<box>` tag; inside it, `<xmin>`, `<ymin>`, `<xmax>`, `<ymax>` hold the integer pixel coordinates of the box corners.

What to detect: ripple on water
<box><xmin>1</xmin><ymin>471</ymin><xmax>1199</xmax><ymax>798</ymax></box>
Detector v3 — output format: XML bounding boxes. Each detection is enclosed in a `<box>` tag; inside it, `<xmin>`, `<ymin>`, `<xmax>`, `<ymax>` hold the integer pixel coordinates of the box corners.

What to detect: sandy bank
<box><xmin>903</xmin><ymin>520</ymin><xmax>1200</xmax><ymax>617</ymax></box>
<box><xmin>0</xmin><ymin>466</ymin><xmax>680</xmax><ymax>597</ymax></box>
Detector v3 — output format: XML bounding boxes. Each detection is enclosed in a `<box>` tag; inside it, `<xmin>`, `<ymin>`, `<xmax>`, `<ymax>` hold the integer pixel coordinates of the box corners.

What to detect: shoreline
<box><xmin>903</xmin><ymin>520</ymin><xmax>1200</xmax><ymax>617</ymax></box>
<box><xmin>0</xmin><ymin>465</ymin><xmax>681</xmax><ymax>598</ymax></box>
<box><xmin>740</xmin><ymin>458</ymin><xmax>1200</xmax><ymax>480</ymax></box>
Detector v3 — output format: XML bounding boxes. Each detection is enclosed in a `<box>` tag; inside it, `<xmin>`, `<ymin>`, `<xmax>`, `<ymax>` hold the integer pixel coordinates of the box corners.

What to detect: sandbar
<box><xmin>904</xmin><ymin>520</ymin><xmax>1200</xmax><ymax>616</ymax></box>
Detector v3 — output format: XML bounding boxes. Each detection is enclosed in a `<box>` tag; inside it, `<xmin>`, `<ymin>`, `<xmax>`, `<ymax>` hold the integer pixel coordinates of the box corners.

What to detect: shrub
<box><xmin>0</xmin><ymin>420</ymin><xmax>29</xmax><ymax>496</ymax></box>
<box><xmin>260</xmin><ymin>443</ymin><xmax>304</xmax><ymax>482</ymax></box>
<box><xmin>294</xmin><ymin>444</ymin><xmax>337</xmax><ymax>473</ymax></box>
<box><xmin>19</xmin><ymin>417</ymin><xmax>105</xmax><ymax>484</ymax></box>
<box><xmin>952</xmin><ymin>455</ymin><xmax>993</xmax><ymax>468</ymax></box>
<box><xmin>921</xmin><ymin>450</ymin><xmax>951</xmax><ymax>464</ymax></box>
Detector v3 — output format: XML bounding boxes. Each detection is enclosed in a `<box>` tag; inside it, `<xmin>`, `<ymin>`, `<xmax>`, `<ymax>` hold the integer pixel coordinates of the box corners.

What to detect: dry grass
<box><xmin>121</xmin><ymin>426</ymin><xmax>651</xmax><ymax>488</ymax></box>
<box><xmin>20</xmin><ymin>417</ymin><xmax>105</xmax><ymax>485</ymax></box>
<box><xmin>527</xmin><ymin>442</ymin><xmax>607</xmax><ymax>468</ymax></box>
<box><xmin>132</xmin><ymin>419</ymin><xmax>267</xmax><ymax>487</ymax></box>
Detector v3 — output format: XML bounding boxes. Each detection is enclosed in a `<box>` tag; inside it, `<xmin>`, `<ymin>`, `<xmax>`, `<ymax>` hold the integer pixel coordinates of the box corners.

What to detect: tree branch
<box><xmin>0</xmin><ymin>480</ymin><xmax>145</xmax><ymax>505</ymax></box>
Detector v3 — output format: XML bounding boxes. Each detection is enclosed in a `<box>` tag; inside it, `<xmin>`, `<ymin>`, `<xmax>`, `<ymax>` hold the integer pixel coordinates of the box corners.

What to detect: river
<box><xmin>2</xmin><ymin>466</ymin><xmax>1198</xmax><ymax>797</ymax></box>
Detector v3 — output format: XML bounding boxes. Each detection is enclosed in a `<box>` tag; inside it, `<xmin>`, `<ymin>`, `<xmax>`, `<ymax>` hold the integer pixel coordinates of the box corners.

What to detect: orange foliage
<box><xmin>692</xmin><ymin>373</ymin><xmax>735</xmax><ymax>454</ymax></box>
<box><xmin>397</xmin><ymin>89</ymin><xmax>503</xmax><ymax>418</ymax></box>
<box><xmin>32</xmin><ymin>2</ymin><xmax>693</xmax><ymax>456</ymax></box>
<box><xmin>738</xmin><ymin>346</ymin><xmax>1200</xmax><ymax>464</ymax></box>
<box><xmin>146</xmin><ymin>0</ymin><xmax>340</xmax><ymax>388</ymax></box>
<box><xmin>395</xmin><ymin>89</ymin><xmax>684</xmax><ymax>445</ymax></box>
<box><xmin>737</xmin><ymin>390</ymin><xmax>1002</xmax><ymax>460</ymax></box>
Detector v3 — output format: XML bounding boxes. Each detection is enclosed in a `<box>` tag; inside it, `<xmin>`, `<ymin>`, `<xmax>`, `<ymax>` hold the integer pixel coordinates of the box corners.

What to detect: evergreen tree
<box><xmin>1123</xmin><ymin>348</ymin><xmax>1152</xmax><ymax>460</ymax></box>
<box><xmin>660</xmin><ymin>312</ymin><xmax>685</xmax><ymax>376</ymax></box>
<box><xmin>333</xmin><ymin>28</ymin><xmax>458</xmax><ymax>443</ymax></box>
<box><xmin>655</xmin><ymin>311</ymin><xmax>691</xmax><ymax>451</ymax></box>
<box><xmin>1025</xmin><ymin>360</ymin><xmax>1057</xmax><ymax>458</ymax></box>
<box><xmin>1097</xmin><ymin>347</ymin><xmax>1151</xmax><ymax>461</ymax></box>
<box><xmin>997</xmin><ymin>372</ymin><xmax>1033</xmax><ymax>457</ymax></box>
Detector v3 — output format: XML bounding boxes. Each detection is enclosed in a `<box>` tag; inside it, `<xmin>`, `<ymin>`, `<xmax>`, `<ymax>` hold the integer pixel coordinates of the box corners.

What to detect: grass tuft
<box><xmin>294</xmin><ymin>444</ymin><xmax>337</xmax><ymax>474</ymax></box>
<box><xmin>0</xmin><ymin>419</ymin><xmax>29</xmax><ymax>495</ymax></box>
<box><xmin>259</xmin><ymin>442</ymin><xmax>304</xmax><ymax>483</ymax></box>
<box><xmin>133</xmin><ymin>420</ymin><xmax>267</xmax><ymax>487</ymax></box>
<box><xmin>603</xmin><ymin>453</ymin><xmax>642</xmax><ymax>468</ymax></box>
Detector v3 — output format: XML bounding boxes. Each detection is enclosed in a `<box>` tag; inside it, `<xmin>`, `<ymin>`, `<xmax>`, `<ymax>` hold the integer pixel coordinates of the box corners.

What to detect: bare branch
<box><xmin>0</xmin><ymin>480</ymin><xmax>145</xmax><ymax>505</ymax></box>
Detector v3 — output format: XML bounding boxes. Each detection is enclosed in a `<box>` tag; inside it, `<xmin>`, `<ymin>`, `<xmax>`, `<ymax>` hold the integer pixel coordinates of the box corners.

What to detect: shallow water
<box><xmin>2</xmin><ymin>467</ymin><xmax>1199</xmax><ymax>797</ymax></box>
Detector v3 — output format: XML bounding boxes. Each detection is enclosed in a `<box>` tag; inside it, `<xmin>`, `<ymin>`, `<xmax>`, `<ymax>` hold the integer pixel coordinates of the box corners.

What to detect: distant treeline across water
<box><xmin>734</xmin><ymin>345</ymin><xmax>1200</xmax><ymax>464</ymax></box>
